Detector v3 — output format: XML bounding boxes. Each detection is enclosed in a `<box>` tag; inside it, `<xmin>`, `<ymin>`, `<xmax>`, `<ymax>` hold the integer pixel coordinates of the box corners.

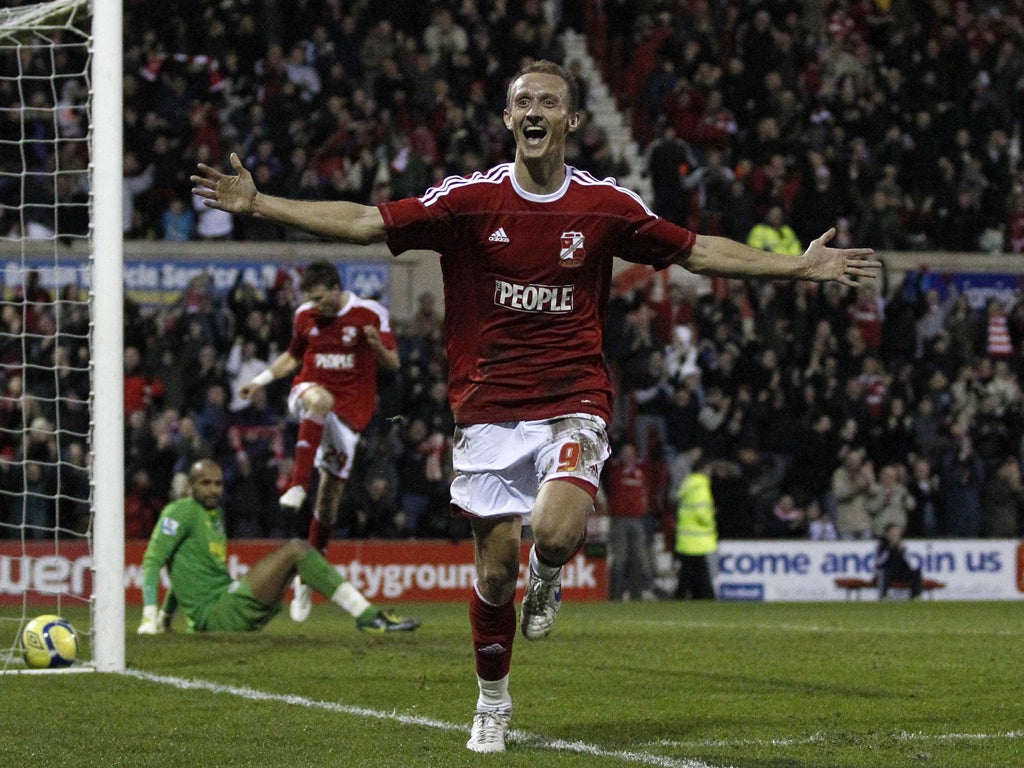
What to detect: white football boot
<box><xmin>466</xmin><ymin>707</ymin><xmax>512</xmax><ymax>753</ymax></box>
<box><xmin>279</xmin><ymin>485</ymin><xmax>307</xmax><ymax>511</ymax></box>
<box><xmin>520</xmin><ymin>563</ymin><xmax>562</xmax><ymax>640</ymax></box>
<box><xmin>289</xmin><ymin>575</ymin><xmax>312</xmax><ymax>622</ymax></box>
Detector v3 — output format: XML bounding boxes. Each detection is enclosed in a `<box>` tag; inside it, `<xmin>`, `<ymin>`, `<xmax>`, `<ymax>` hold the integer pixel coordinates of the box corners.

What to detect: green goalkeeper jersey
<box><xmin>141</xmin><ymin>496</ymin><xmax>231</xmax><ymax>623</ymax></box>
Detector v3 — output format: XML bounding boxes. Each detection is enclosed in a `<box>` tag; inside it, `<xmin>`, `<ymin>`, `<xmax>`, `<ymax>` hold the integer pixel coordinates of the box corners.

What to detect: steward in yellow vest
<box><xmin>745</xmin><ymin>204</ymin><xmax>803</xmax><ymax>256</ymax></box>
<box><xmin>674</xmin><ymin>466</ymin><xmax>718</xmax><ymax>599</ymax></box>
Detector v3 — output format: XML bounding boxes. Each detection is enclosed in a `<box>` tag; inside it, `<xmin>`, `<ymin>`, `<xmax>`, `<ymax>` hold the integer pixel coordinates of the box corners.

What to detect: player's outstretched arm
<box><xmin>239</xmin><ymin>351</ymin><xmax>299</xmax><ymax>400</ymax></box>
<box><xmin>363</xmin><ymin>325</ymin><xmax>400</xmax><ymax>372</ymax></box>
<box><xmin>681</xmin><ymin>228</ymin><xmax>879</xmax><ymax>287</ymax></box>
<box><xmin>191</xmin><ymin>152</ymin><xmax>388</xmax><ymax>245</ymax></box>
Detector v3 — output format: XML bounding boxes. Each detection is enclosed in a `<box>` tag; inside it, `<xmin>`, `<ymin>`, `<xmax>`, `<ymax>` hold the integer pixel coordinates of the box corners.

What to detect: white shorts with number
<box><xmin>288</xmin><ymin>382</ymin><xmax>360</xmax><ymax>480</ymax></box>
<box><xmin>450</xmin><ymin>413</ymin><xmax>611</xmax><ymax>520</ymax></box>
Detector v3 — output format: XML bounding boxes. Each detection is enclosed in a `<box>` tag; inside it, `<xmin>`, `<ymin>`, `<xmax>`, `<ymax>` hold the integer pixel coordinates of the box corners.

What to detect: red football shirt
<box><xmin>287</xmin><ymin>293</ymin><xmax>396</xmax><ymax>431</ymax></box>
<box><xmin>380</xmin><ymin>163</ymin><xmax>696</xmax><ymax>424</ymax></box>
<box><xmin>605</xmin><ymin>460</ymin><xmax>650</xmax><ymax>518</ymax></box>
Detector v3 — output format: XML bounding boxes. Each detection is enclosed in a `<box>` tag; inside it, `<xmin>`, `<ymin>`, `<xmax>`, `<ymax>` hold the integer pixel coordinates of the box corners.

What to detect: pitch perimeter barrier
<box><xmin>4</xmin><ymin>539</ymin><xmax>1024</xmax><ymax>604</ymax></box>
<box><xmin>0</xmin><ymin>539</ymin><xmax>607</xmax><ymax>606</ymax></box>
<box><xmin>713</xmin><ymin>539</ymin><xmax>1024</xmax><ymax>601</ymax></box>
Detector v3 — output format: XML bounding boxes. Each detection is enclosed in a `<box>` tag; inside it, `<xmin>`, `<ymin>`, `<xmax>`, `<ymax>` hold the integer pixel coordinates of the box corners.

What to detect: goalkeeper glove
<box><xmin>137</xmin><ymin>604</ymin><xmax>168</xmax><ymax>635</ymax></box>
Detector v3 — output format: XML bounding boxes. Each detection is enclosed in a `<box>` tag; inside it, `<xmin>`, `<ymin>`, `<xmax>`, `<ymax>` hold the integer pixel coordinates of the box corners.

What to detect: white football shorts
<box><xmin>288</xmin><ymin>382</ymin><xmax>359</xmax><ymax>480</ymax></box>
<box><xmin>450</xmin><ymin>413</ymin><xmax>611</xmax><ymax>519</ymax></box>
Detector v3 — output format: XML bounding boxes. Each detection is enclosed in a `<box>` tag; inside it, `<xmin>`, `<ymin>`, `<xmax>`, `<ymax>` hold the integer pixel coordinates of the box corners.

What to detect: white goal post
<box><xmin>91</xmin><ymin>0</ymin><xmax>125</xmax><ymax>673</ymax></box>
<box><xmin>0</xmin><ymin>0</ymin><xmax>124</xmax><ymax>672</ymax></box>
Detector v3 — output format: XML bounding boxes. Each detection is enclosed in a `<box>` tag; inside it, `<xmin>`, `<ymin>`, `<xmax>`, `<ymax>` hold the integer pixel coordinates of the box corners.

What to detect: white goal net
<box><xmin>0</xmin><ymin>0</ymin><xmax>124</xmax><ymax>672</ymax></box>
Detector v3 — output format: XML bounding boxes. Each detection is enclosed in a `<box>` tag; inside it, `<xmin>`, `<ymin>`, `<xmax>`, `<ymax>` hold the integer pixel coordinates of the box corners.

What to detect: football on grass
<box><xmin>21</xmin><ymin>614</ymin><xmax>78</xmax><ymax>669</ymax></box>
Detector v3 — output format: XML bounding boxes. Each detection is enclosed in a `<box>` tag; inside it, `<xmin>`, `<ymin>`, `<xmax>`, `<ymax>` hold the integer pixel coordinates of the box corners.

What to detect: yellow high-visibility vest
<box><xmin>746</xmin><ymin>223</ymin><xmax>803</xmax><ymax>256</ymax></box>
<box><xmin>675</xmin><ymin>472</ymin><xmax>718</xmax><ymax>555</ymax></box>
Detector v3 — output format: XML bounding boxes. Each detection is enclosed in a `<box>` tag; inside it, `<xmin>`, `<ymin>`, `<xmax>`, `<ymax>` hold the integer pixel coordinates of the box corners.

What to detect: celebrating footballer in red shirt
<box><xmin>237</xmin><ymin>260</ymin><xmax>415</xmax><ymax>631</ymax></box>
<box><xmin>193</xmin><ymin>59</ymin><xmax>879</xmax><ymax>753</ymax></box>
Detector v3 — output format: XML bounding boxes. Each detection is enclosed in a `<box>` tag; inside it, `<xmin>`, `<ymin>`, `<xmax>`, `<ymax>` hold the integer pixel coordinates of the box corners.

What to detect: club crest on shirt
<box><xmin>559</xmin><ymin>231</ymin><xmax>586</xmax><ymax>268</ymax></box>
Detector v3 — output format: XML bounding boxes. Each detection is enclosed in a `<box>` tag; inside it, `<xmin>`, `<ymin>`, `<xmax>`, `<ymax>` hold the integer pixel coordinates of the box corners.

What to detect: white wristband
<box><xmin>252</xmin><ymin>370</ymin><xmax>274</xmax><ymax>387</ymax></box>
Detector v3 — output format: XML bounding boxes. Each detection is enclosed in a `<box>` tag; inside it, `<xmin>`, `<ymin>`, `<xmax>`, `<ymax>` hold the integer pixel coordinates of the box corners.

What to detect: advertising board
<box><xmin>714</xmin><ymin>540</ymin><xmax>1024</xmax><ymax>601</ymax></box>
<box><xmin>3</xmin><ymin>538</ymin><xmax>1022</xmax><ymax>605</ymax></box>
<box><xmin>0</xmin><ymin>539</ymin><xmax>607</xmax><ymax>605</ymax></box>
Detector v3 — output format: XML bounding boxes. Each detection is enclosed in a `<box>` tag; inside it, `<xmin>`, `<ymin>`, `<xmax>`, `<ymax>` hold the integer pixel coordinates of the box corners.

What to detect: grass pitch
<box><xmin>2</xmin><ymin>600</ymin><xmax>1021</xmax><ymax>767</ymax></box>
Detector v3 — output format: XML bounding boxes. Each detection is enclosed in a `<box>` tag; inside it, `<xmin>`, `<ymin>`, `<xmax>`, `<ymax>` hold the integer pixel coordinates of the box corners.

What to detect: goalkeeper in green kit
<box><xmin>138</xmin><ymin>459</ymin><xmax>419</xmax><ymax>634</ymax></box>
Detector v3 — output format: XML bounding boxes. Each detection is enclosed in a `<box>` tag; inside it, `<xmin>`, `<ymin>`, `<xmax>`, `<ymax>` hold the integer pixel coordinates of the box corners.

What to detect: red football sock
<box><xmin>290</xmin><ymin>415</ymin><xmax>324</xmax><ymax>490</ymax></box>
<box><xmin>307</xmin><ymin>512</ymin><xmax>331</xmax><ymax>553</ymax></box>
<box><xmin>469</xmin><ymin>583</ymin><xmax>515</xmax><ymax>681</ymax></box>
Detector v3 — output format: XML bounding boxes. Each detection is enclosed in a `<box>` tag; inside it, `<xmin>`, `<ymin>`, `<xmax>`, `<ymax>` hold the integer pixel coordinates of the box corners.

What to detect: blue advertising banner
<box><xmin>950</xmin><ymin>272</ymin><xmax>1024</xmax><ymax>310</ymax></box>
<box><xmin>713</xmin><ymin>540</ymin><xmax>1024</xmax><ymax>601</ymax></box>
<box><xmin>0</xmin><ymin>258</ymin><xmax>391</xmax><ymax>307</ymax></box>
<box><xmin>908</xmin><ymin>268</ymin><xmax>1024</xmax><ymax>310</ymax></box>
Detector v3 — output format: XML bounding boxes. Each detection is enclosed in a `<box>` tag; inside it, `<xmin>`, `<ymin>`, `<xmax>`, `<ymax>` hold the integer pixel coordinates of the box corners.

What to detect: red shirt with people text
<box><xmin>379</xmin><ymin>163</ymin><xmax>696</xmax><ymax>425</ymax></box>
<box><xmin>286</xmin><ymin>294</ymin><xmax>396</xmax><ymax>431</ymax></box>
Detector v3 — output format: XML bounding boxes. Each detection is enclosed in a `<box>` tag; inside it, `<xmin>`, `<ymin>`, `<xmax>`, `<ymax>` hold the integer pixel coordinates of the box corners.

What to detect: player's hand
<box><xmin>191</xmin><ymin>152</ymin><xmax>258</xmax><ymax>215</ymax></box>
<box><xmin>802</xmin><ymin>228</ymin><xmax>880</xmax><ymax>287</ymax></box>
<box><xmin>137</xmin><ymin>605</ymin><xmax>166</xmax><ymax>635</ymax></box>
<box><xmin>362</xmin><ymin>325</ymin><xmax>383</xmax><ymax>349</ymax></box>
<box><xmin>239</xmin><ymin>383</ymin><xmax>257</xmax><ymax>400</ymax></box>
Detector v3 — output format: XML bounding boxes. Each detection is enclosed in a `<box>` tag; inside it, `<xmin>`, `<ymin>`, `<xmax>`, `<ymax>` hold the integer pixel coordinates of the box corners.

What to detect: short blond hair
<box><xmin>506</xmin><ymin>60</ymin><xmax>580</xmax><ymax>113</ymax></box>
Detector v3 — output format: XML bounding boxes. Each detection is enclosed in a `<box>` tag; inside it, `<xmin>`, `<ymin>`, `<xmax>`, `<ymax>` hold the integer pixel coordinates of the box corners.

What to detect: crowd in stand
<box><xmin>621</xmin><ymin>1</ymin><xmax>1024</xmax><ymax>255</ymax></box>
<box><xmin>0</xmin><ymin>263</ymin><xmax>461</xmax><ymax>541</ymax></box>
<box><xmin>109</xmin><ymin>0</ymin><xmax>1024</xmax><ymax>255</ymax></box>
<box><xmin>3</xmin><ymin>256</ymin><xmax>1023</xmax><ymax>544</ymax></box>
<box><xmin>4</xmin><ymin>1</ymin><xmax>1024</xmax><ymax>249</ymax></box>
<box><xmin>112</xmin><ymin>0</ymin><xmax>601</xmax><ymax>242</ymax></box>
<box><xmin>605</xmin><ymin>267</ymin><xmax>1024</xmax><ymax>543</ymax></box>
<box><xmin>1</xmin><ymin>1</ymin><xmax>1024</xmax><ymax>542</ymax></box>
<box><xmin>8</xmin><ymin>0</ymin><xmax>1024</xmax><ymax>252</ymax></box>
<box><xmin>114</xmin><ymin>270</ymin><xmax>461</xmax><ymax>542</ymax></box>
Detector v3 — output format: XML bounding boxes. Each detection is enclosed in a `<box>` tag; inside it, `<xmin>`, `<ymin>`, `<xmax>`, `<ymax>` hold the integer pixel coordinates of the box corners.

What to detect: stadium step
<box><xmin>562</xmin><ymin>29</ymin><xmax>651</xmax><ymax>199</ymax></box>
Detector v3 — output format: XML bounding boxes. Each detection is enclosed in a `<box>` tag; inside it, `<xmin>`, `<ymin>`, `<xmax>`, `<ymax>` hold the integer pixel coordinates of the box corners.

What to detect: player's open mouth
<box><xmin>523</xmin><ymin>125</ymin><xmax>547</xmax><ymax>146</ymax></box>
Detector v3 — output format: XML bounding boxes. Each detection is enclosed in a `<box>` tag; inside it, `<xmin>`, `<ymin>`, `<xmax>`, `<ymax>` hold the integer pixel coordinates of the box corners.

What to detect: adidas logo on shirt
<box><xmin>488</xmin><ymin>227</ymin><xmax>510</xmax><ymax>243</ymax></box>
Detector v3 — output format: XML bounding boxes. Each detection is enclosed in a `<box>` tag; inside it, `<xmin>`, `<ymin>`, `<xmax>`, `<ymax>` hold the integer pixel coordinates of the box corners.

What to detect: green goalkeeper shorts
<box><xmin>193</xmin><ymin>579</ymin><xmax>280</xmax><ymax>632</ymax></box>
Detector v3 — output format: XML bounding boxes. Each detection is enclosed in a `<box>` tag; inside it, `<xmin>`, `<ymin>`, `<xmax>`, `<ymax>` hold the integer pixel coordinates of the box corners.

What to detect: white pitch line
<box><xmin>894</xmin><ymin>729</ymin><xmax>1024</xmax><ymax>743</ymax></box>
<box><xmin>652</xmin><ymin>734</ymin><xmax>829</xmax><ymax>749</ymax></box>
<box><xmin>123</xmin><ymin>669</ymin><xmax>733</xmax><ymax>768</ymax></box>
<box><xmin>627</xmin><ymin>619</ymin><xmax>1018</xmax><ymax>638</ymax></box>
<box><xmin>652</xmin><ymin>728</ymin><xmax>1024</xmax><ymax>750</ymax></box>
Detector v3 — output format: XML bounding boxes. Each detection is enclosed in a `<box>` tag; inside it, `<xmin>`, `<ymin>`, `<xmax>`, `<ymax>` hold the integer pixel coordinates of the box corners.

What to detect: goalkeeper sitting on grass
<box><xmin>138</xmin><ymin>459</ymin><xmax>419</xmax><ymax>634</ymax></box>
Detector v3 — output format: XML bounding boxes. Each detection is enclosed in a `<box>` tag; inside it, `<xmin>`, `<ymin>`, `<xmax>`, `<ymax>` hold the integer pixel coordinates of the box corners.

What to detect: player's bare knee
<box><xmin>533</xmin><ymin>540</ymin><xmax>574</xmax><ymax>567</ymax></box>
<box><xmin>305</xmin><ymin>387</ymin><xmax>333</xmax><ymax>416</ymax></box>
<box><xmin>285</xmin><ymin>538</ymin><xmax>313</xmax><ymax>559</ymax></box>
<box><xmin>477</xmin><ymin>562</ymin><xmax>518</xmax><ymax>604</ymax></box>
<box><xmin>531</xmin><ymin>524</ymin><xmax>582</xmax><ymax>565</ymax></box>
